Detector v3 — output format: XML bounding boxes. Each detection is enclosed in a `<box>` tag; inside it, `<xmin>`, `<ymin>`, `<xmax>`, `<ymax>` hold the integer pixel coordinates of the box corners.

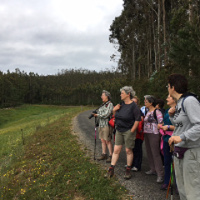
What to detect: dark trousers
<box><xmin>132</xmin><ymin>138</ymin><xmax>143</xmax><ymax>170</ymax></box>
<box><xmin>163</xmin><ymin>140</ymin><xmax>172</xmax><ymax>185</ymax></box>
<box><xmin>144</xmin><ymin>133</ymin><xmax>164</xmax><ymax>177</ymax></box>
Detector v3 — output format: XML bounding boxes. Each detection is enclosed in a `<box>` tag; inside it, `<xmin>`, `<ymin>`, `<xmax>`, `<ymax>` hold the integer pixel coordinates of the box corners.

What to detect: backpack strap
<box><xmin>181</xmin><ymin>96</ymin><xmax>187</xmax><ymax>113</ymax></box>
<box><xmin>145</xmin><ymin>107</ymin><xmax>148</xmax><ymax>116</ymax></box>
<box><xmin>181</xmin><ymin>92</ymin><xmax>200</xmax><ymax>113</ymax></box>
<box><xmin>104</xmin><ymin>101</ymin><xmax>111</xmax><ymax>107</ymax></box>
<box><xmin>153</xmin><ymin>109</ymin><xmax>158</xmax><ymax>123</ymax></box>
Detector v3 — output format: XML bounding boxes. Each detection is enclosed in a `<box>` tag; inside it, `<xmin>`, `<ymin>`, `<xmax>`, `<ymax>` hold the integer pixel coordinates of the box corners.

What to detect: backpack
<box><xmin>147</xmin><ymin>109</ymin><xmax>157</xmax><ymax>123</ymax></box>
<box><xmin>147</xmin><ymin>108</ymin><xmax>164</xmax><ymax>124</ymax></box>
<box><xmin>181</xmin><ymin>93</ymin><xmax>200</xmax><ymax>113</ymax></box>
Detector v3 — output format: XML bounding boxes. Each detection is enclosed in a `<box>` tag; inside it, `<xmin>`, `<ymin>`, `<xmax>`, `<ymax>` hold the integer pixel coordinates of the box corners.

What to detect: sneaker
<box><xmin>97</xmin><ymin>154</ymin><xmax>107</xmax><ymax>161</ymax></box>
<box><xmin>106</xmin><ymin>155</ymin><xmax>112</xmax><ymax>163</ymax></box>
<box><xmin>124</xmin><ymin>167</ymin><xmax>132</xmax><ymax>180</ymax></box>
<box><xmin>156</xmin><ymin>176</ymin><xmax>164</xmax><ymax>183</ymax></box>
<box><xmin>104</xmin><ymin>167</ymin><xmax>114</xmax><ymax>178</ymax></box>
<box><xmin>131</xmin><ymin>167</ymin><xmax>138</xmax><ymax>172</ymax></box>
<box><xmin>145</xmin><ymin>170</ymin><xmax>157</xmax><ymax>175</ymax></box>
<box><xmin>160</xmin><ymin>184</ymin><xmax>168</xmax><ymax>190</ymax></box>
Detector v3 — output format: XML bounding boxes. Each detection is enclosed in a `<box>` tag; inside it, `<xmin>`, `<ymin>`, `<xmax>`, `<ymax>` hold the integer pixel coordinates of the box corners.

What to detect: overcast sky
<box><xmin>0</xmin><ymin>0</ymin><xmax>123</xmax><ymax>75</ymax></box>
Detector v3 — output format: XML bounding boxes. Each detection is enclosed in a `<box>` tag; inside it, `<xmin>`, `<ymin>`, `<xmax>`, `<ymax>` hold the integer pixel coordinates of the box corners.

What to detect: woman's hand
<box><xmin>131</xmin><ymin>121</ymin><xmax>139</xmax><ymax>133</ymax></box>
<box><xmin>168</xmin><ymin>136</ymin><xmax>182</xmax><ymax>145</ymax></box>
<box><xmin>162</xmin><ymin>125</ymin><xmax>168</xmax><ymax>131</ymax></box>
<box><xmin>157</xmin><ymin>124</ymin><xmax>163</xmax><ymax>129</ymax></box>
<box><xmin>168</xmin><ymin>107</ymin><xmax>176</xmax><ymax>116</ymax></box>
<box><xmin>113</xmin><ymin>104</ymin><xmax>121</xmax><ymax>112</ymax></box>
<box><xmin>93</xmin><ymin>113</ymin><xmax>98</xmax><ymax>117</ymax></box>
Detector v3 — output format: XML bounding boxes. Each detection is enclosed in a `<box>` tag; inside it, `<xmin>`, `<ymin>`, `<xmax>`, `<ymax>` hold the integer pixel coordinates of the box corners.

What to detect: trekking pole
<box><xmin>166</xmin><ymin>143</ymin><xmax>174</xmax><ymax>199</ymax></box>
<box><xmin>94</xmin><ymin>118</ymin><xmax>97</xmax><ymax>160</ymax></box>
<box><xmin>170</xmin><ymin>155</ymin><xmax>174</xmax><ymax>200</ymax></box>
<box><xmin>166</xmin><ymin>177</ymin><xmax>171</xmax><ymax>199</ymax></box>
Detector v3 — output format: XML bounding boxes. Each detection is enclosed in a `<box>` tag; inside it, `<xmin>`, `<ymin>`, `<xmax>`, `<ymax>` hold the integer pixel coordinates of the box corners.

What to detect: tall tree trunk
<box><xmin>147</xmin><ymin>45</ymin><xmax>150</xmax><ymax>78</ymax></box>
<box><xmin>132</xmin><ymin>39</ymin><xmax>136</xmax><ymax>80</ymax></box>
<box><xmin>162</xmin><ymin>0</ymin><xmax>167</xmax><ymax>66</ymax></box>
<box><xmin>189</xmin><ymin>0</ymin><xmax>193</xmax><ymax>23</ymax></box>
<box><xmin>157</xmin><ymin>0</ymin><xmax>161</xmax><ymax>71</ymax></box>
<box><xmin>138</xmin><ymin>44</ymin><xmax>142</xmax><ymax>80</ymax></box>
<box><xmin>149</xmin><ymin>20</ymin><xmax>153</xmax><ymax>75</ymax></box>
<box><xmin>152</xmin><ymin>14</ymin><xmax>157</xmax><ymax>72</ymax></box>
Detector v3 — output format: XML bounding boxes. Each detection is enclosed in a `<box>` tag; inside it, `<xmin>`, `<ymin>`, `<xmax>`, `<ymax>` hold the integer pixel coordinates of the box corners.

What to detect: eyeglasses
<box><xmin>166</xmin><ymin>85</ymin><xmax>169</xmax><ymax>88</ymax></box>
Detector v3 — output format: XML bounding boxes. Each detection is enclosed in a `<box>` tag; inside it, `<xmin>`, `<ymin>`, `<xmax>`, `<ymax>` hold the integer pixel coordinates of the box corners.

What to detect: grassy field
<box><xmin>0</xmin><ymin>105</ymin><xmax>127</xmax><ymax>200</ymax></box>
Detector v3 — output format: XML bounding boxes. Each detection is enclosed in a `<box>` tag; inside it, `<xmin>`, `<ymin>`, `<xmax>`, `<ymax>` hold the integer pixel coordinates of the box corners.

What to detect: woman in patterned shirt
<box><xmin>143</xmin><ymin>95</ymin><xmax>164</xmax><ymax>183</ymax></box>
<box><xmin>93</xmin><ymin>90</ymin><xmax>113</xmax><ymax>163</ymax></box>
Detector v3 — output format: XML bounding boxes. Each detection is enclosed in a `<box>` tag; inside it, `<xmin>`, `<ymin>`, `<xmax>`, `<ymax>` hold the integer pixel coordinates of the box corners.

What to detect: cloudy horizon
<box><xmin>0</xmin><ymin>0</ymin><xmax>123</xmax><ymax>75</ymax></box>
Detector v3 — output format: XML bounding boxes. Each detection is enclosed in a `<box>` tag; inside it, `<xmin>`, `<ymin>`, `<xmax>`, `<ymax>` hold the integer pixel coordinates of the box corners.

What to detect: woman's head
<box><xmin>132</xmin><ymin>96</ymin><xmax>140</xmax><ymax>105</ymax></box>
<box><xmin>167</xmin><ymin>74</ymin><xmax>188</xmax><ymax>95</ymax></box>
<box><xmin>101</xmin><ymin>90</ymin><xmax>111</xmax><ymax>102</ymax></box>
<box><xmin>155</xmin><ymin>99</ymin><xmax>165</xmax><ymax>109</ymax></box>
<box><xmin>120</xmin><ymin>86</ymin><xmax>135</xmax><ymax>101</ymax></box>
<box><xmin>166</xmin><ymin>94</ymin><xmax>176</xmax><ymax>107</ymax></box>
<box><xmin>144</xmin><ymin>95</ymin><xmax>157</xmax><ymax>108</ymax></box>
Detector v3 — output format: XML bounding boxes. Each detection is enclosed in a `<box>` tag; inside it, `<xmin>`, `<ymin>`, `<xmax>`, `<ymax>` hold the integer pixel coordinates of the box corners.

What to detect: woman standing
<box><xmin>131</xmin><ymin>96</ymin><xmax>144</xmax><ymax>172</ymax></box>
<box><xmin>158</xmin><ymin>95</ymin><xmax>176</xmax><ymax>190</ymax></box>
<box><xmin>168</xmin><ymin>74</ymin><xmax>200</xmax><ymax>200</ymax></box>
<box><xmin>93</xmin><ymin>90</ymin><xmax>113</xmax><ymax>163</ymax></box>
<box><xmin>143</xmin><ymin>95</ymin><xmax>164</xmax><ymax>183</ymax></box>
<box><xmin>105</xmin><ymin>86</ymin><xmax>141</xmax><ymax>179</ymax></box>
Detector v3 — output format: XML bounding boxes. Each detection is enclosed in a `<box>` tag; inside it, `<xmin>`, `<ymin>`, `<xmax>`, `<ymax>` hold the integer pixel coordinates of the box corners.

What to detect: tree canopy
<box><xmin>1</xmin><ymin>0</ymin><xmax>200</xmax><ymax>108</ymax></box>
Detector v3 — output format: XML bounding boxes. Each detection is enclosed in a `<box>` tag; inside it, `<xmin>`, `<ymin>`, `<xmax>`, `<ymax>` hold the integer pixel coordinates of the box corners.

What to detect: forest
<box><xmin>0</xmin><ymin>0</ymin><xmax>200</xmax><ymax>108</ymax></box>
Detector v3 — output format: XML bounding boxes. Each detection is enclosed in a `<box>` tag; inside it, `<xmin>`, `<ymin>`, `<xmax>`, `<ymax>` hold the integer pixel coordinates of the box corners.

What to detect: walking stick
<box><xmin>170</xmin><ymin>155</ymin><xmax>174</xmax><ymax>200</ymax></box>
<box><xmin>166</xmin><ymin>177</ymin><xmax>171</xmax><ymax>199</ymax></box>
<box><xmin>166</xmin><ymin>157</ymin><xmax>174</xmax><ymax>199</ymax></box>
<box><xmin>166</xmin><ymin>143</ymin><xmax>174</xmax><ymax>199</ymax></box>
<box><xmin>94</xmin><ymin>118</ymin><xmax>97</xmax><ymax>160</ymax></box>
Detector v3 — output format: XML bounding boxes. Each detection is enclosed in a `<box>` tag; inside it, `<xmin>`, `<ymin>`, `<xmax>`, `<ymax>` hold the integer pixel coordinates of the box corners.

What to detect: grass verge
<box><xmin>1</xmin><ymin>105</ymin><xmax>127</xmax><ymax>199</ymax></box>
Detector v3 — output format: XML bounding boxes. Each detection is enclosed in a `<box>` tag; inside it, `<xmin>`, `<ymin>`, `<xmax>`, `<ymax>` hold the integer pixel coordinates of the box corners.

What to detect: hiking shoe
<box><xmin>97</xmin><ymin>154</ymin><xmax>107</xmax><ymax>161</ymax></box>
<box><xmin>145</xmin><ymin>170</ymin><xmax>157</xmax><ymax>175</ymax></box>
<box><xmin>124</xmin><ymin>167</ymin><xmax>132</xmax><ymax>180</ymax></box>
<box><xmin>156</xmin><ymin>176</ymin><xmax>164</xmax><ymax>183</ymax></box>
<box><xmin>104</xmin><ymin>167</ymin><xmax>114</xmax><ymax>178</ymax></box>
<box><xmin>131</xmin><ymin>167</ymin><xmax>138</xmax><ymax>172</ymax></box>
<box><xmin>160</xmin><ymin>184</ymin><xmax>168</xmax><ymax>190</ymax></box>
<box><xmin>106</xmin><ymin>155</ymin><xmax>112</xmax><ymax>163</ymax></box>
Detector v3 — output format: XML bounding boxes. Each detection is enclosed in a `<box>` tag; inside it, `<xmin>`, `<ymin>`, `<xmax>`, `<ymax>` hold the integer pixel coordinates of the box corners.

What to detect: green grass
<box><xmin>0</xmin><ymin>105</ymin><xmax>82</xmax><ymax>164</ymax></box>
<box><xmin>0</xmin><ymin>105</ymin><xmax>128</xmax><ymax>200</ymax></box>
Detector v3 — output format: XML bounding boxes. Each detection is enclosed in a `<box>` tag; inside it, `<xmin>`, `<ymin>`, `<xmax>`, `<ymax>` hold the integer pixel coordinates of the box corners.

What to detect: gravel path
<box><xmin>72</xmin><ymin>110</ymin><xmax>180</xmax><ymax>200</ymax></box>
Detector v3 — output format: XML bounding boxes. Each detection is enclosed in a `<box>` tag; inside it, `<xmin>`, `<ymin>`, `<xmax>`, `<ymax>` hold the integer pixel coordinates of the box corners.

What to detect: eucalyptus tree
<box><xmin>110</xmin><ymin>0</ymin><xmax>152</xmax><ymax>79</ymax></box>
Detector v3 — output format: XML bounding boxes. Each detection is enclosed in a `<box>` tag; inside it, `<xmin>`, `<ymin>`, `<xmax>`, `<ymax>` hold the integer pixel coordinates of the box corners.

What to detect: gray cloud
<box><xmin>0</xmin><ymin>0</ymin><xmax>122</xmax><ymax>75</ymax></box>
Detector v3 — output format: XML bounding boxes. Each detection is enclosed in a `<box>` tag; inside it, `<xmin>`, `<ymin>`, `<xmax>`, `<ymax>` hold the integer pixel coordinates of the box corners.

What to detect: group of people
<box><xmin>92</xmin><ymin>73</ymin><xmax>200</xmax><ymax>200</ymax></box>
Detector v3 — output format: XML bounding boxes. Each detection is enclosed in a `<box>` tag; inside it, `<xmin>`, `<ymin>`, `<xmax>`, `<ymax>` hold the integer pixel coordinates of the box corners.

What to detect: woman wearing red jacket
<box><xmin>131</xmin><ymin>96</ymin><xmax>144</xmax><ymax>172</ymax></box>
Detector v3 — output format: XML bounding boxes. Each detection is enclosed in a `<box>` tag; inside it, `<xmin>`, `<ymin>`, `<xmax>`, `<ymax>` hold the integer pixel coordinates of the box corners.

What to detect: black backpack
<box><xmin>145</xmin><ymin>107</ymin><xmax>164</xmax><ymax>123</ymax></box>
<box><xmin>146</xmin><ymin>109</ymin><xmax>159</xmax><ymax>124</ymax></box>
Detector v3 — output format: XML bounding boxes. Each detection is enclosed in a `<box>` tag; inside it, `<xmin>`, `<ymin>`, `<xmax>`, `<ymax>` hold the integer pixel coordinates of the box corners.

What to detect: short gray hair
<box><xmin>102</xmin><ymin>90</ymin><xmax>111</xmax><ymax>100</ymax></box>
<box><xmin>120</xmin><ymin>86</ymin><xmax>136</xmax><ymax>99</ymax></box>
